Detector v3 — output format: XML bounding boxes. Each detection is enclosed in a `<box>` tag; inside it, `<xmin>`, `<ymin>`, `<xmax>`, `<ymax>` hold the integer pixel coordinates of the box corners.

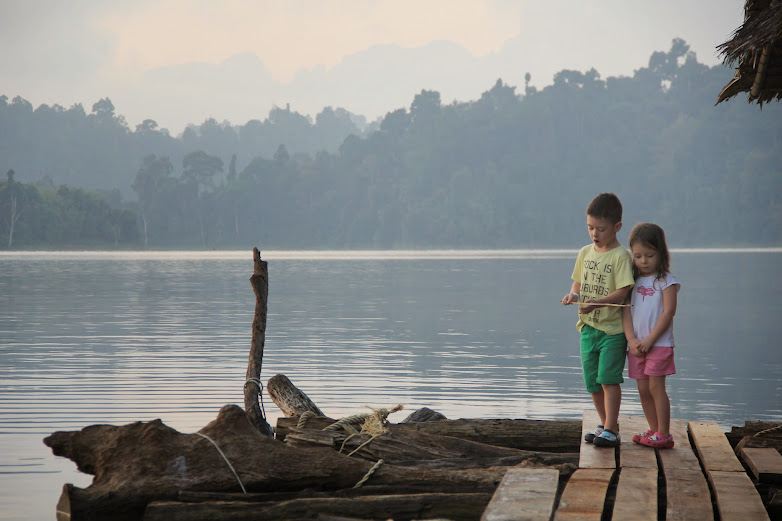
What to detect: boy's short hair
<box><xmin>586</xmin><ymin>193</ymin><xmax>623</xmax><ymax>224</ymax></box>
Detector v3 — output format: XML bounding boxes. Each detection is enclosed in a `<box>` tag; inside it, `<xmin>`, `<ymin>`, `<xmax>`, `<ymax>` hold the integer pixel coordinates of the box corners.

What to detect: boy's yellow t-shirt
<box><xmin>571</xmin><ymin>244</ymin><xmax>634</xmax><ymax>335</ymax></box>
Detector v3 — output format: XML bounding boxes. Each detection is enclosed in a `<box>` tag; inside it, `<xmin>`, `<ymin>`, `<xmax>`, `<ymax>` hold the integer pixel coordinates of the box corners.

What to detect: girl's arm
<box><xmin>623</xmin><ymin>303</ymin><xmax>642</xmax><ymax>357</ymax></box>
<box><xmin>637</xmin><ymin>284</ymin><xmax>678</xmax><ymax>352</ymax></box>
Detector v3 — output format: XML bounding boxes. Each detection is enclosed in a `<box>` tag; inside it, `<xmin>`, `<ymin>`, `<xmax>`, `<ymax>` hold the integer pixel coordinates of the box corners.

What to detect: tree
<box><xmin>132</xmin><ymin>155</ymin><xmax>174</xmax><ymax>247</ymax></box>
<box><xmin>182</xmin><ymin>151</ymin><xmax>223</xmax><ymax>247</ymax></box>
<box><xmin>2</xmin><ymin>169</ymin><xmax>22</xmax><ymax>247</ymax></box>
<box><xmin>182</xmin><ymin>150</ymin><xmax>223</xmax><ymax>196</ymax></box>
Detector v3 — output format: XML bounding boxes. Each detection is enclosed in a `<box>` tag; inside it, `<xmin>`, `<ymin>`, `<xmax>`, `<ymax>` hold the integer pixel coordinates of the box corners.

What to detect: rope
<box><xmin>339</xmin><ymin>433</ymin><xmax>359</xmax><ymax>454</ymax></box>
<box><xmin>353</xmin><ymin>459</ymin><xmax>384</xmax><ymax>488</ymax></box>
<box><xmin>244</xmin><ymin>378</ymin><xmax>267</xmax><ymax>419</ymax></box>
<box><xmin>754</xmin><ymin>424</ymin><xmax>782</xmax><ymax>437</ymax></box>
<box><xmin>298</xmin><ymin>410</ymin><xmax>317</xmax><ymax>428</ymax></box>
<box><xmin>195</xmin><ymin>432</ymin><xmax>247</xmax><ymax>494</ymax></box>
<box><xmin>323</xmin><ymin>413</ymin><xmax>370</xmax><ymax>432</ymax></box>
<box><xmin>348</xmin><ymin>433</ymin><xmax>384</xmax><ymax>457</ymax></box>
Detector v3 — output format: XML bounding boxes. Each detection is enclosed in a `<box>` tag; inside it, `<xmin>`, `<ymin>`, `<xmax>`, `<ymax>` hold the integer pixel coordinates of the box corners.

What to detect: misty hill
<box><xmin>0</xmin><ymin>39</ymin><xmax>780</xmax><ymax>249</ymax></box>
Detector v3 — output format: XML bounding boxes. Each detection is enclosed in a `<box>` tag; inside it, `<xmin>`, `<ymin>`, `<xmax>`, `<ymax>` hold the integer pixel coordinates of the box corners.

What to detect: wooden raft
<box><xmin>482</xmin><ymin>413</ymin><xmax>771</xmax><ymax>520</ymax></box>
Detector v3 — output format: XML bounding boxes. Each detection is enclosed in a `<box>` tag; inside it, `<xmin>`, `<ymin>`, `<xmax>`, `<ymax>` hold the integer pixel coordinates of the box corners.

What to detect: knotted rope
<box><xmin>330</xmin><ymin>404</ymin><xmax>404</xmax><ymax>456</ymax></box>
<box><xmin>297</xmin><ymin>410</ymin><xmax>318</xmax><ymax>428</ymax></box>
<box><xmin>244</xmin><ymin>378</ymin><xmax>267</xmax><ymax>419</ymax></box>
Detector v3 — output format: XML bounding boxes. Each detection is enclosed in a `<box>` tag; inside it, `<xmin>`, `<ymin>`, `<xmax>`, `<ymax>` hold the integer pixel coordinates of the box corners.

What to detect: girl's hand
<box><xmin>637</xmin><ymin>338</ymin><xmax>652</xmax><ymax>354</ymax></box>
<box><xmin>627</xmin><ymin>338</ymin><xmax>643</xmax><ymax>357</ymax></box>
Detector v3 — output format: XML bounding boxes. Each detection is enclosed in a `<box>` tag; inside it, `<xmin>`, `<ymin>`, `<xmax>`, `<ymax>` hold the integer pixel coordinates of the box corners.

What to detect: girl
<box><xmin>623</xmin><ymin>223</ymin><xmax>680</xmax><ymax>449</ymax></box>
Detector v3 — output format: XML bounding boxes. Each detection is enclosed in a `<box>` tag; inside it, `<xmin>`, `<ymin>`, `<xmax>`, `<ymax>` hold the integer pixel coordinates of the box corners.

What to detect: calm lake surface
<box><xmin>1</xmin><ymin>249</ymin><xmax>781</xmax><ymax>519</ymax></box>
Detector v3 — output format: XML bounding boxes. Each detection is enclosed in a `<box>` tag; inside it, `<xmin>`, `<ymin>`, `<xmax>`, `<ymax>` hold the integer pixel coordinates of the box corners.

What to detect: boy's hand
<box><xmin>562</xmin><ymin>292</ymin><xmax>579</xmax><ymax>305</ymax></box>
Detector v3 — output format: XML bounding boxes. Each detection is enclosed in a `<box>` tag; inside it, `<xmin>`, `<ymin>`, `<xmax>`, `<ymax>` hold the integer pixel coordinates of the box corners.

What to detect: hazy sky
<box><xmin>1</xmin><ymin>0</ymin><xmax>744</xmax><ymax>133</ymax></box>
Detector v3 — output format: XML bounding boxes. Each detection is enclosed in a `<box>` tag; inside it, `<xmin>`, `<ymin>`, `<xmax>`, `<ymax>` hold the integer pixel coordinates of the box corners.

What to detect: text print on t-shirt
<box><xmin>581</xmin><ymin>259</ymin><xmax>614</xmax><ymax>324</ymax></box>
<box><xmin>581</xmin><ymin>259</ymin><xmax>613</xmax><ymax>297</ymax></box>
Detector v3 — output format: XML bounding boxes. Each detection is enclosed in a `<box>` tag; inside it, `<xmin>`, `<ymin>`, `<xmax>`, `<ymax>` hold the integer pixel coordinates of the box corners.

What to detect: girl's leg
<box><xmin>649</xmin><ymin>375</ymin><xmax>670</xmax><ymax>436</ymax></box>
<box><xmin>637</xmin><ymin>378</ymin><xmax>658</xmax><ymax>432</ymax></box>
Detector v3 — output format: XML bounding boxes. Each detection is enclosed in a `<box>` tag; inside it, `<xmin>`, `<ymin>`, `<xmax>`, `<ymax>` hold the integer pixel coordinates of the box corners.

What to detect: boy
<box><xmin>562</xmin><ymin>193</ymin><xmax>634</xmax><ymax>447</ymax></box>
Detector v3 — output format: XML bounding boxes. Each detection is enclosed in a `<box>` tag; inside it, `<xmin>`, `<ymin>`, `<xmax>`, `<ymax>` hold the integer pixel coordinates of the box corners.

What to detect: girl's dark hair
<box><xmin>628</xmin><ymin>222</ymin><xmax>670</xmax><ymax>281</ymax></box>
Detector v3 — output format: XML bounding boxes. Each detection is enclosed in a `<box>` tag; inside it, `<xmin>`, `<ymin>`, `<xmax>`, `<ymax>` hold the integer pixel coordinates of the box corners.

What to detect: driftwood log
<box><xmin>44</xmin><ymin>404</ymin><xmax>574</xmax><ymax>521</ymax></box>
<box><xmin>277</xmin><ymin>416</ymin><xmax>582</xmax><ymax>453</ymax></box>
<box><xmin>268</xmin><ymin>374</ymin><xmax>582</xmax><ymax>453</ymax></box>
<box><xmin>243</xmin><ymin>247</ymin><xmax>273</xmax><ymax>437</ymax></box>
<box><xmin>266</xmin><ymin>373</ymin><xmax>324</xmax><ymax>417</ymax></box>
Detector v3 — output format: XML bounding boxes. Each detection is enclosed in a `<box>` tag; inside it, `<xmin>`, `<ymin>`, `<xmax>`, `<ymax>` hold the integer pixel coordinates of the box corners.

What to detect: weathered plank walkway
<box><xmin>482</xmin><ymin>411</ymin><xmax>772</xmax><ymax>521</ymax></box>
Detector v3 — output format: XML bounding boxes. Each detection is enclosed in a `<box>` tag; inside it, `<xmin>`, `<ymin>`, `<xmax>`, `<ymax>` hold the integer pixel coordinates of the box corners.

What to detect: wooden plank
<box><xmin>612</xmin><ymin>467</ymin><xmax>658</xmax><ymax>521</ymax></box>
<box><xmin>579</xmin><ymin>410</ymin><xmax>616</xmax><ymax>469</ymax></box>
<box><xmin>619</xmin><ymin>415</ymin><xmax>658</xmax><ymax>468</ymax></box>
<box><xmin>740</xmin><ymin>447</ymin><xmax>782</xmax><ymax>483</ymax></box>
<box><xmin>553</xmin><ymin>468</ymin><xmax>614</xmax><ymax>521</ymax></box>
<box><xmin>689</xmin><ymin>421</ymin><xmax>744</xmax><ymax>473</ymax></box>
<box><xmin>659</xmin><ymin>418</ymin><xmax>702</xmax><ymax>471</ymax></box>
<box><xmin>708</xmin><ymin>470</ymin><xmax>770</xmax><ymax>521</ymax></box>
<box><xmin>664</xmin><ymin>469</ymin><xmax>714</xmax><ymax>521</ymax></box>
<box><xmin>481</xmin><ymin>467</ymin><xmax>559</xmax><ymax>521</ymax></box>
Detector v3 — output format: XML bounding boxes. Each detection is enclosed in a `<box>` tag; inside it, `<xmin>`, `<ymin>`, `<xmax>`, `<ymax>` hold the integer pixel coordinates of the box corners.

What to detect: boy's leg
<box><xmin>601</xmin><ymin>383</ymin><xmax>621</xmax><ymax>433</ymax></box>
<box><xmin>590</xmin><ymin>390</ymin><xmax>607</xmax><ymax>427</ymax></box>
<box><xmin>649</xmin><ymin>375</ymin><xmax>670</xmax><ymax>436</ymax></box>
<box><xmin>595</xmin><ymin>333</ymin><xmax>626</xmax><ymax>434</ymax></box>
<box><xmin>636</xmin><ymin>378</ymin><xmax>658</xmax><ymax>432</ymax></box>
<box><xmin>580</xmin><ymin>326</ymin><xmax>604</xmax><ymax>424</ymax></box>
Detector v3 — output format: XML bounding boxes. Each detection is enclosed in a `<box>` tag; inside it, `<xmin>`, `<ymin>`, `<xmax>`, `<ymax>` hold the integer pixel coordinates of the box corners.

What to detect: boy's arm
<box><xmin>578</xmin><ymin>285</ymin><xmax>632</xmax><ymax>313</ymax></box>
<box><xmin>562</xmin><ymin>281</ymin><xmax>581</xmax><ymax>305</ymax></box>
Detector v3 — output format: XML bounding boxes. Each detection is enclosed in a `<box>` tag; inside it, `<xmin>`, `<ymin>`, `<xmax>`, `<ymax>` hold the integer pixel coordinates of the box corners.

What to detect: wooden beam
<box><xmin>740</xmin><ymin>447</ymin><xmax>782</xmax><ymax>484</ymax></box>
<box><xmin>688</xmin><ymin>421</ymin><xmax>744</xmax><ymax>473</ymax></box>
<box><xmin>708</xmin><ymin>470</ymin><xmax>770</xmax><ymax>521</ymax></box>
<box><xmin>612</xmin><ymin>467</ymin><xmax>658</xmax><ymax>521</ymax></box>
<box><xmin>619</xmin><ymin>415</ymin><xmax>658</xmax><ymax>469</ymax></box>
<box><xmin>553</xmin><ymin>468</ymin><xmax>614</xmax><ymax>521</ymax></box>
<box><xmin>664</xmin><ymin>469</ymin><xmax>713</xmax><ymax>521</ymax></box>
<box><xmin>579</xmin><ymin>410</ymin><xmax>616</xmax><ymax>469</ymax></box>
<box><xmin>481</xmin><ymin>467</ymin><xmax>559</xmax><ymax>521</ymax></box>
<box><xmin>658</xmin><ymin>419</ymin><xmax>702</xmax><ymax>471</ymax></box>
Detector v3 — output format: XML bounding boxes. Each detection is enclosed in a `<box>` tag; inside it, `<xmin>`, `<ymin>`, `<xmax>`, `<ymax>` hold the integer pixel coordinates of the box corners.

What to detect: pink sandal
<box><xmin>639</xmin><ymin>432</ymin><xmax>674</xmax><ymax>449</ymax></box>
<box><xmin>632</xmin><ymin>429</ymin><xmax>654</xmax><ymax>444</ymax></box>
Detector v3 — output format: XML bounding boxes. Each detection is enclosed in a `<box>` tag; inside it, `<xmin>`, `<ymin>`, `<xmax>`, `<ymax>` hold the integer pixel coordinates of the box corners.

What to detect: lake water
<box><xmin>1</xmin><ymin>249</ymin><xmax>781</xmax><ymax>520</ymax></box>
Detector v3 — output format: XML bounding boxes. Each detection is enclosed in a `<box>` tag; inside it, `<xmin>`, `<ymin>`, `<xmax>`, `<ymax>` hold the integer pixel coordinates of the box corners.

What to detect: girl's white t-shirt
<box><xmin>630</xmin><ymin>273</ymin><xmax>680</xmax><ymax>347</ymax></box>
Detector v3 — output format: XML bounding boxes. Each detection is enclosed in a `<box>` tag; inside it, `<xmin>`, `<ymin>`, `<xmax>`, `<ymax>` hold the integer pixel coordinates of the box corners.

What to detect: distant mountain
<box><xmin>114</xmin><ymin>42</ymin><xmax>524</xmax><ymax>133</ymax></box>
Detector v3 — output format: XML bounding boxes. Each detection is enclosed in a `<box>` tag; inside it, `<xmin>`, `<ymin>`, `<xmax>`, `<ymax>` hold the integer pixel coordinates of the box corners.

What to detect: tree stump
<box><xmin>243</xmin><ymin>247</ymin><xmax>273</xmax><ymax>437</ymax></box>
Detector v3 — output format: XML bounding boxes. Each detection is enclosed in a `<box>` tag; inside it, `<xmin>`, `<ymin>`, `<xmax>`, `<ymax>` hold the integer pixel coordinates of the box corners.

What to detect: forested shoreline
<box><xmin>1</xmin><ymin>39</ymin><xmax>780</xmax><ymax>250</ymax></box>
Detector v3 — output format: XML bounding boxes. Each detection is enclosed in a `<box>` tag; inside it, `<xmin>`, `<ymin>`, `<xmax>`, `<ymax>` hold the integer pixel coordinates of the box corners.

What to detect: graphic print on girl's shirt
<box><xmin>636</xmin><ymin>285</ymin><xmax>655</xmax><ymax>301</ymax></box>
<box><xmin>629</xmin><ymin>274</ymin><xmax>680</xmax><ymax>347</ymax></box>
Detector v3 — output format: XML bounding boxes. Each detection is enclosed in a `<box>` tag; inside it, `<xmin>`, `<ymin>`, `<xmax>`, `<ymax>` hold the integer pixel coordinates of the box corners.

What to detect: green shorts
<box><xmin>580</xmin><ymin>324</ymin><xmax>626</xmax><ymax>393</ymax></box>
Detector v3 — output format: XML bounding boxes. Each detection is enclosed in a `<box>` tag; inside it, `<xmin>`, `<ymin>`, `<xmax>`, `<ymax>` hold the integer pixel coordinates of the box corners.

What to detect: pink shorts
<box><xmin>627</xmin><ymin>346</ymin><xmax>676</xmax><ymax>379</ymax></box>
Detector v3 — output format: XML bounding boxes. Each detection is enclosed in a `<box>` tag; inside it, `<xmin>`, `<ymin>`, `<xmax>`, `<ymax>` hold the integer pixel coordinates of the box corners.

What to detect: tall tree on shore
<box><xmin>1</xmin><ymin>169</ymin><xmax>22</xmax><ymax>247</ymax></box>
<box><xmin>132</xmin><ymin>155</ymin><xmax>174</xmax><ymax>247</ymax></box>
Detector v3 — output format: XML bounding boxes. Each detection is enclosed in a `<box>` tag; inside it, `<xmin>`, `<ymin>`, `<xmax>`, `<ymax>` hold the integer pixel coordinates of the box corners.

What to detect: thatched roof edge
<box><xmin>718</xmin><ymin>1</ymin><xmax>782</xmax><ymax>64</ymax></box>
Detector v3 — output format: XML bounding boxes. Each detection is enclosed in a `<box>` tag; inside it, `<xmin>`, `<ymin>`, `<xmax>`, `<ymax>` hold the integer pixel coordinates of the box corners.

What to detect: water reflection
<box><xmin>0</xmin><ymin>250</ymin><xmax>781</xmax><ymax>520</ymax></box>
